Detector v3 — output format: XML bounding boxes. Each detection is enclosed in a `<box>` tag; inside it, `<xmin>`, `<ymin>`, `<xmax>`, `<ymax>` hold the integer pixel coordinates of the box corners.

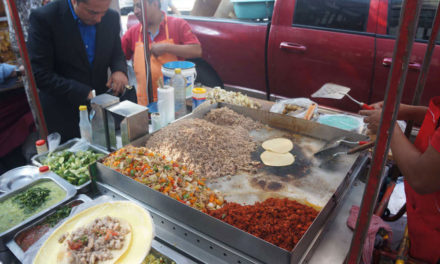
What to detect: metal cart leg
<box><xmin>346</xmin><ymin>0</ymin><xmax>423</xmax><ymax>262</ymax></box>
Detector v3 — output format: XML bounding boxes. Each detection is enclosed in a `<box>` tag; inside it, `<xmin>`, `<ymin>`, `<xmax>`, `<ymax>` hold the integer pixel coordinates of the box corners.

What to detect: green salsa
<box><xmin>0</xmin><ymin>180</ymin><xmax>66</xmax><ymax>234</ymax></box>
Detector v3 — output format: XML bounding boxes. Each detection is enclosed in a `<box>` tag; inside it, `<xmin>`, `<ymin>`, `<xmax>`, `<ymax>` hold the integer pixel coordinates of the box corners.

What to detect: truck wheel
<box><xmin>187</xmin><ymin>58</ymin><xmax>224</xmax><ymax>88</ymax></box>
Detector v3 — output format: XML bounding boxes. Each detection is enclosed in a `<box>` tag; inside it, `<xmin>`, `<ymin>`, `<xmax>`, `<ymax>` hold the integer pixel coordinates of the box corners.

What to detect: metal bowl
<box><xmin>0</xmin><ymin>166</ymin><xmax>40</xmax><ymax>194</ymax></box>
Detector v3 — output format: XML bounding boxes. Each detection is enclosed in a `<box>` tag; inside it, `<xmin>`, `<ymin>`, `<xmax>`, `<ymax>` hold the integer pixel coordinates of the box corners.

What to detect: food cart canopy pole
<box><xmin>5</xmin><ymin>0</ymin><xmax>48</xmax><ymax>139</ymax></box>
<box><xmin>404</xmin><ymin>0</ymin><xmax>440</xmax><ymax>137</ymax></box>
<box><xmin>346</xmin><ymin>0</ymin><xmax>423</xmax><ymax>262</ymax></box>
<box><xmin>140</xmin><ymin>0</ymin><xmax>155</xmax><ymax>104</ymax></box>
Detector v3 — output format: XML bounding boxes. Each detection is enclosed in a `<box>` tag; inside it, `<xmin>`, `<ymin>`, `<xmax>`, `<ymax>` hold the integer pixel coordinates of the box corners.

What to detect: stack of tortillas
<box><xmin>260</xmin><ymin>138</ymin><xmax>295</xmax><ymax>166</ymax></box>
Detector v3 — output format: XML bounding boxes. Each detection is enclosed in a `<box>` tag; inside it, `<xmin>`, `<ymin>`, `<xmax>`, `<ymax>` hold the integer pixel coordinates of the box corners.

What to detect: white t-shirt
<box><xmin>161</xmin><ymin>0</ymin><xmax>173</xmax><ymax>13</ymax></box>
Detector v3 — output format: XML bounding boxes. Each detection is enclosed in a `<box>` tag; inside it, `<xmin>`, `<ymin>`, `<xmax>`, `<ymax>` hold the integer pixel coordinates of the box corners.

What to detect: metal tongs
<box><xmin>311</xmin><ymin>83</ymin><xmax>374</xmax><ymax>110</ymax></box>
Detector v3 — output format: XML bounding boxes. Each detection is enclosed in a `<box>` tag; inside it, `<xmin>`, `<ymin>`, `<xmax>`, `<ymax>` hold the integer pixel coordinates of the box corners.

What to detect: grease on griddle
<box><xmin>250</xmin><ymin>178</ymin><xmax>284</xmax><ymax>192</ymax></box>
<box><xmin>267</xmin><ymin>181</ymin><xmax>283</xmax><ymax>191</ymax></box>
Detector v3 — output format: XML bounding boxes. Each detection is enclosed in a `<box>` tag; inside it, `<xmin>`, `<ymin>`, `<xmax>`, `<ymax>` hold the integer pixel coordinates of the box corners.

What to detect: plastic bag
<box><xmin>317</xmin><ymin>114</ymin><xmax>365</xmax><ymax>133</ymax></box>
<box><xmin>270</xmin><ymin>98</ymin><xmax>318</xmax><ymax>119</ymax></box>
<box><xmin>47</xmin><ymin>132</ymin><xmax>61</xmax><ymax>153</ymax></box>
<box><xmin>23</xmin><ymin>196</ymin><xmax>156</xmax><ymax>264</ymax></box>
<box><xmin>68</xmin><ymin>138</ymin><xmax>90</xmax><ymax>153</ymax></box>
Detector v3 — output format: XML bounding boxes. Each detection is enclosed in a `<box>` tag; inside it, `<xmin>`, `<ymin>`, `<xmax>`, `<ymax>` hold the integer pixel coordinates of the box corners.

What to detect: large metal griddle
<box><xmin>92</xmin><ymin>103</ymin><xmax>369</xmax><ymax>264</ymax></box>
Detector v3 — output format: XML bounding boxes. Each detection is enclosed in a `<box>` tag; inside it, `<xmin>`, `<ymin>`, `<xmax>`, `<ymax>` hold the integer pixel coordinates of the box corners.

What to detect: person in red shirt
<box><xmin>121</xmin><ymin>0</ymin><xmax>202</xmax><ymax>105</ymax></box>
<box><xmin>361</xmin><ymin>98</ymin><xmax>440</xmax><ymax>263</ymax></box>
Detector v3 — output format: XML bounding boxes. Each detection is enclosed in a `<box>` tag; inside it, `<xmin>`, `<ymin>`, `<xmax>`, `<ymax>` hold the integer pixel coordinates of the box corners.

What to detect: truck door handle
<box><xmin>382</xmin><ymin>58</ymin><xmax>421</xmax><ymax>71</ymax></box>
<box><xmin>280</xmin><ymin>42</ymin><xmax>307</xmax><ymax>53</ymax></box>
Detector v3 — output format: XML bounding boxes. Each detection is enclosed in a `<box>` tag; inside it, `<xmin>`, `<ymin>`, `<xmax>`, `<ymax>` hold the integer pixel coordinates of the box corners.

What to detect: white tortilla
<box><xmin>260</xmin><ymin>151</ymin><xmax>295</xmax><ymax>167</ymax></box>
<box><xmin>34</xmin><ymin>201</ymin><xmax>154</xmax><ymax>264</ymax></box>
<box><xmin>56</xmin><ymin>217</ymin><xmax>132</xmax><ymax>264</ymax></box>
<box><xmin>262</xmin><ymin>138</ymin><xmax>293</xmax><ymax>154</ymax></box>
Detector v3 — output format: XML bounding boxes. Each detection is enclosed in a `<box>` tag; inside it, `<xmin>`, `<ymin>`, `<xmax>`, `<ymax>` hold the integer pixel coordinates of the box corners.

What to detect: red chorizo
<box><xmin>208</xmin><ymin>198</ymin><xmax>318</xmax><ymax>251</ymax></box>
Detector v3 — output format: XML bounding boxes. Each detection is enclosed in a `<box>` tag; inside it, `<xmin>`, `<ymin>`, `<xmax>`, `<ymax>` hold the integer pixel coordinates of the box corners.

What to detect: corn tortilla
<box><xmin>262</xmin><ymin>138</ymin><xmax>293</xmax><ymax>154</ymax></box>
<box><xmin>34</xmin><ymin>201</ymin><xmax>153</xmax><ymax>264</ymax></box>
<box><xmin>260</xmin><ymin>151</ymin><xmax>295</xmax><ymax>166</ymax></box>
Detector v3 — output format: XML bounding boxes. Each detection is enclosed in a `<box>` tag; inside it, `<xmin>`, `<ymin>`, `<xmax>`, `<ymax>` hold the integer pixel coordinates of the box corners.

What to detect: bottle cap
<box><xmin>79</xmin><ymin>105</ymin><xmax>87</xmax><ymax>111</ymax></box>
<box><xmin>36</xmin><ymin>139</ymin><xmax>46</xmax><ymax>146</ymax></box>
<box><xmin>174</xmin><ymin>68</ymin><xmax>182</xmax><ymax>74</ymax></box>
<box><xmin>192</xmin><ymin>87</ymin><xmax>207</xmax><ymax>94</ymax></box>
<box><xmin>39</xmin><ymin>166</ymin><xmax>50</xmax><ymax>173</ymax></box>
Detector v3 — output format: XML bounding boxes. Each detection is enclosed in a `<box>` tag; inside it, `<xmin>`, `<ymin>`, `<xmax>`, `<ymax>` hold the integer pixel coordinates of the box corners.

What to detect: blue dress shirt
<box><xmin>67</xmin><ymin>0</ymin><xmax>96</xmax><ymax>65</ymax></box>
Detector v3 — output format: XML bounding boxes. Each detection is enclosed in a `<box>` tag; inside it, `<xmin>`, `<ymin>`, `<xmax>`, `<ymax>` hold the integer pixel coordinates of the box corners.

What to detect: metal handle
<box><xmin>361</xmin><ymin>103</ymin><xmax>374</xmax><ymax>110</ymax></box>
<box><xmin>382</xmin><ymin>58</ymin><xmax>421</xmax><ymax>70</ymax></box>
<box><xmin>280</xmin><ymin>42</ymin><xmax>307</xmax><ymax>53</ymax></box>
<box><xmin>340</xmin><ymin>140</ymin><xmax>370</xmax><ymax>146</ymax></box>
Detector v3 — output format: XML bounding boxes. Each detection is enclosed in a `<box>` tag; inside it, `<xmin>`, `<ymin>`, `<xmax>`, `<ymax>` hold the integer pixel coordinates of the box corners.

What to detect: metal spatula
<box><xmin>311</xmin><ymin>83</ymin><xmax>374</xmax><ymax>110</ymax></box>
<box><xmin>314</xmin><ymin>137</ymin><xmax>370</xmax><ymax>157</ymax></box>
<box><xmin>319</xmin><ymin>141</ymin><xmax>375</xmax><ymax>167</ymax></box>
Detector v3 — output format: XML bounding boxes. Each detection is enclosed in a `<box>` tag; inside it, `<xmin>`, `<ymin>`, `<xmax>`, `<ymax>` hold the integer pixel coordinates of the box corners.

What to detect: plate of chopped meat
<box><xmin>33</xmin><ymin>201</ymin><xmax>154</xmax><ymax>264</ymax></box>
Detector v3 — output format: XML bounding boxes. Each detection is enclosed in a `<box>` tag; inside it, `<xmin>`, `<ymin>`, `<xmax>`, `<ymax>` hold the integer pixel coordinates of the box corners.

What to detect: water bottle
<box><xmin>79</xmin><ymin>105</ymin><xmax>92</xmax><ymax>142</ymax></box>
<box><xmin>171</xmin><ymin>68</ymin><xmax>187</xmax><ymax>119</ymax></box>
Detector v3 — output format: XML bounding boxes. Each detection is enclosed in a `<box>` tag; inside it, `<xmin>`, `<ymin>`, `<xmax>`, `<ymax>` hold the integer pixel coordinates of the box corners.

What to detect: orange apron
<box><xmin>133</xmin><ymin>16</ymin><xmax>178</xmax><ymax>105</ymax></box>
<box><xmin>405</xmin><ymin>96</ymin><xmax>440</xmax><ymax>263</ymax></box>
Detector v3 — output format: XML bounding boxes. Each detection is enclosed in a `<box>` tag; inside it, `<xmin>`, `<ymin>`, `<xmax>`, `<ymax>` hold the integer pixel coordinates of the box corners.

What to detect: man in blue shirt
<box><xmin>28</xmin><ymin>0</ymin><xmax>128</xmax><ymax>140</ymax></box>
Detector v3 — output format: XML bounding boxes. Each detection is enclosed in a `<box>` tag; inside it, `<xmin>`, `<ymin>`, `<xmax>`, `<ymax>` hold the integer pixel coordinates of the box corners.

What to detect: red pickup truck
<box><xmin>179</xmin><ymin>0</ymin><xmax>440</xmax><ymax>112</ymax></box>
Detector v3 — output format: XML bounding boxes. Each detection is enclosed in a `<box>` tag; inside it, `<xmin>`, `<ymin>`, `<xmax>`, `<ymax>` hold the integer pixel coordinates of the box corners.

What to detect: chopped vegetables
<box><xmin>103</xmin><ymin>146</ymin><xmax>225</xmax><ymax>212</ymax></box>
<box><xmin>207</xmin><ymin>87</ymin><xmax>261</xmax><ymax>109</ymax></box>
<box><xmin>12</xmin><ymin>187</ymin><xmax>51</xmax><ymax>214</ymax></box>
<box><xmin>15</xmin><ymin>200</ymin><xmax>84</xmax><ymax>252</ymax></box>
<box><xmin>143</xmin><ymin>251</ymin><xmax>176</xmax><ymax>264</ymax></box>
<box><xmin>45</xmin><ymin>204</ymin><xmax>74</xmax><ymax>227</ymax></box>
<box><xmin>43</xmin><ymin>150</ymin><xmax>104</xmax><ymax>186</ymax></box>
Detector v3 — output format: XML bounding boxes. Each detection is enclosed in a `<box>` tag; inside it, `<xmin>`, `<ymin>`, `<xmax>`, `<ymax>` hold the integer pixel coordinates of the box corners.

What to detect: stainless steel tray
<box><xmin>0</xmin><ymin>172</ymin><xmax>77</xmax><ymax>239</ymax></box>
<box><xmin>31</xmin><ymin>138</ymin><xmax>109</xmax><ymax>191</ymax></box>
<box><xmin>92</xmin><ymin>103</ymin><xmax>369</xmax><ymax>264</ymax></box>
<box><xmin>6</xmin><ymin>194</ymin><xmax>92</xmax><ymax>261</ymax></box>
<box><xmin>0</xmin><ymin>165</ymin><xmax>40</xmax><ymax>194</ymax></box>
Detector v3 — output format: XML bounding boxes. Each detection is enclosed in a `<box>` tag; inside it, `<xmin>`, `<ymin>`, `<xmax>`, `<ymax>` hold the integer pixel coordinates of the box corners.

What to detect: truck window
<box><xmin>388</xmin><ymin>0</ymin><xmax>440</xmax><ymax>42</ymax></box>
<box><xmin>174</xmin><ymin>0</ymin><xmax>273</xmax><ymax>22</ymax></box>
<box><xmin>293</xmin><ymin>0</ymin><xmax>371</xmax><ymax>32</ymax></box>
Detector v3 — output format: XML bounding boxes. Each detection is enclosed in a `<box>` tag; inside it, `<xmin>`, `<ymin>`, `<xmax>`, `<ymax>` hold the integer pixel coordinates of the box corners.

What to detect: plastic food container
<box><xmin>231</xmin><ymin>0</ymin><xmax>275</xmax><ymax>19</ymax></box>
<box><xmin>35</xmin><ymin>140</ymin><xmax>48</xmax><ymax>155</ymax></box>
<box><xmin>192</xmin><ymin>87</ymin><xmax>207</xmax><ymax>110</ymax></box>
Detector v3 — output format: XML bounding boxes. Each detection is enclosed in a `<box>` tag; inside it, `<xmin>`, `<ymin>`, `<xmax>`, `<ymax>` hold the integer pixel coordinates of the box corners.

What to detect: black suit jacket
<box><xmin>28</xmin><ymin>0</ymin><xmax>126</xmax><ymax>141</ymax></box>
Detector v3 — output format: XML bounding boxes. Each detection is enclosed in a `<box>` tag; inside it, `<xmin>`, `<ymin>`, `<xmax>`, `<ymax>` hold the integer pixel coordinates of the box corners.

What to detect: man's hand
<box><xmin>151</xmin><ymin>43</ymin><xmax>170</xmax><ymax>57</ymax></box>
<box><xmin>369</xmin><ymin>101</ymin><xmax>383</xmax><ymax>110</ymax></box>
<box><xmin>106</xmin><ymin>71</ymin><xmax>128</xmax><ymax>95</ymax></box>
<box><xmin>360</xmin><ymin>109</ymin><xmax>382</xmax><ymax>134</ymax></box>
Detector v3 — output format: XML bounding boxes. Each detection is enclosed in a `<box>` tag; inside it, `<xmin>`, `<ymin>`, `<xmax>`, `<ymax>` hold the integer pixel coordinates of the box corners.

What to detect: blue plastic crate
<box><xmin>231</xmin><ymin>0</ymin><xmax>275</xmax><ymax>20</ymax></box>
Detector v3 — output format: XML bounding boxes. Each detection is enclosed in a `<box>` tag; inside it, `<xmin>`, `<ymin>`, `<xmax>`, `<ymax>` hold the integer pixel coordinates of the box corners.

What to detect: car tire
<box><xmin>187</xmin><ymin>58</ymin><xmax>224</xmax><ymax>88</ymax></box>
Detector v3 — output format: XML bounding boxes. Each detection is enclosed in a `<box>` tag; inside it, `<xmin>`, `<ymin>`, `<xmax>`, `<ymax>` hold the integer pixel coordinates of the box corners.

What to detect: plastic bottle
<box><xmin>39</xmin><ymin>166</ymin><xmax>50</xmax><ymax>174</ymax></box>
<box><xmin>192</xmin><ymin>87</ymin><xmax>207</xmax><ymax>111</ymax></box>
<box><xmin>79</xmin><ymin>105</ymin><xmax>92</xmax><ymax>142</ymax></box>
<box><xmin>170</xmin><ymin>68</ymin><xmax>187</xmax><ymax>119</ymax></box>
<box><xmin>35</xmin><ymin>139</ymin><xmax>48</xmax><ymax>154</ymax></box>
